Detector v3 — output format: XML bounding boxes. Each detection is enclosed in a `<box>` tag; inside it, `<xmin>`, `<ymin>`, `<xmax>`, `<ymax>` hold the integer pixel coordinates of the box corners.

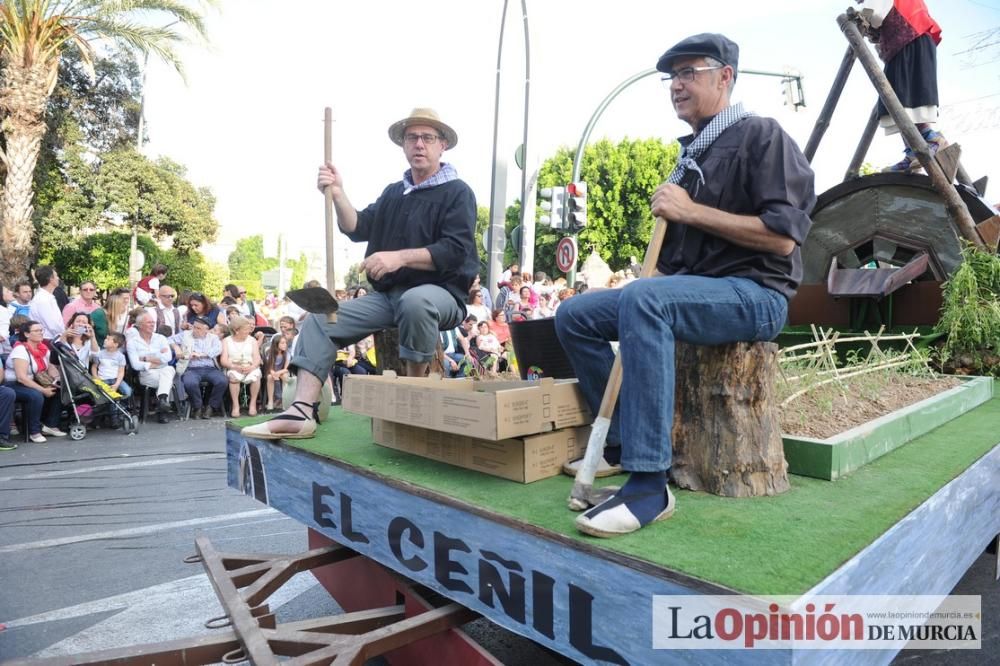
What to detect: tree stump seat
<box><xmin>372</xmin><ymin>328</ymin><xmax>446</xmax><ymax>376</ymax></box>
<box><xmin>669</xmin><ymin>340</ymin><xmax>789</xmax><ymax>498</ymax></box>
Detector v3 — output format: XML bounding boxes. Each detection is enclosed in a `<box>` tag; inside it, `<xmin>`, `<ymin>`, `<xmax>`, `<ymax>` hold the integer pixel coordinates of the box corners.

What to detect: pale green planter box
<box><xmin>783</xmin><ymin>376</ymin><xmax>994</xmax><ymax>480</ymax></box>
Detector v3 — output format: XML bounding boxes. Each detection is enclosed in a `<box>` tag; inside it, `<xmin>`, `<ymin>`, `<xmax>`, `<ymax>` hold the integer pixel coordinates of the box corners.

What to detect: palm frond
<box><xmin>93</xmin><ymin>0</ymin><xmax>210</xmax><ymax>40</ymax></box>
<box><xmin>74</xmin><ymin>17</ymin><xmax>187</xmax><ymax>78</ymax></box>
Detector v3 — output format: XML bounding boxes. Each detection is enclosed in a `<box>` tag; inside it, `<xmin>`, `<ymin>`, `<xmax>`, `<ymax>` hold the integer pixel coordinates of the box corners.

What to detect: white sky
<box><xmin>140</xmin><ymin>0</ymin><xmax>1000</xmax><ymax>273</ymax></box>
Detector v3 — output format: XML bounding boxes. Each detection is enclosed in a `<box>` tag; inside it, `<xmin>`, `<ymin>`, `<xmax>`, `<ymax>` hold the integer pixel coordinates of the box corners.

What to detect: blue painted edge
<box><xmin>800</xmin><ymin>442</ymin><xmax>1000</xmax><ymax>666</ymax></box>
<box><xmin>226</xmin><ymin>428</ymin><xmax>998</xmax><ymax>665</ymax></box>
<box><xmin>226</xmin><ymin>428</ymin><xmax>786</xmax><ymax>665</ymax></box>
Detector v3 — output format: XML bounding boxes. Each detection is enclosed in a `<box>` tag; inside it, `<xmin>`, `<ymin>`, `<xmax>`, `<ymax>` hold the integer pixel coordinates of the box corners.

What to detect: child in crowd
<box><xmin>92</xmin><ymin>332</ymin><xmax>132</xmax><ymax>402</ymax></box>
<box><xmin>354</xmin><ymin>336</ymin><xmax>377</xmax><ymax>374</ymax></box>
<box><xmin>264</xmin><ymin>335</ymin><xmax>290</xmax><ymax>412</ymax></box>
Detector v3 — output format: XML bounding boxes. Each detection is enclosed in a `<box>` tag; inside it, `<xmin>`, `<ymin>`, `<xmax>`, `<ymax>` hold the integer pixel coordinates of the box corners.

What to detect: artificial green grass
<box><xmin>238</xmin><ymin>382</ymin><xmax>1000</xmax><ymax>596</ymax></box>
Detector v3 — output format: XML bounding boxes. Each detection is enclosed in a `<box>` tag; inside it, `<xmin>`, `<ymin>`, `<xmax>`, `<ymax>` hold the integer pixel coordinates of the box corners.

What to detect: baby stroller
<box><xmin>50</xmin><ymin>341</ymin><xmax>138</xmax><ymax>439</ymax></box>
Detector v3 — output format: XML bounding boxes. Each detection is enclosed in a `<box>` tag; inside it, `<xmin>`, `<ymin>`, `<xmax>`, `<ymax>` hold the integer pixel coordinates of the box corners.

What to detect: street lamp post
<box><xmin>129</xmin><ymin>49</ymin><xmax>150</xmax><ymax>294</ymax></box>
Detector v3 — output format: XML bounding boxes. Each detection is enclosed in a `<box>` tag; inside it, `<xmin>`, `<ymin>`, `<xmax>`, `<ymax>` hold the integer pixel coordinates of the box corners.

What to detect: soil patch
<box><xmin>780</xmin><ymin>374</ymin><xmax>962</xmax><ymax>440</ymax></box>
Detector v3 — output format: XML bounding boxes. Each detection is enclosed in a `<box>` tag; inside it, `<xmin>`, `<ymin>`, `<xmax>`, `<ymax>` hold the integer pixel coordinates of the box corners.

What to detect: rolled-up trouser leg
<box><xmin>289</xmin><ymin>293</ymin><xmax>396</xmax><ymax>382</ymax></box>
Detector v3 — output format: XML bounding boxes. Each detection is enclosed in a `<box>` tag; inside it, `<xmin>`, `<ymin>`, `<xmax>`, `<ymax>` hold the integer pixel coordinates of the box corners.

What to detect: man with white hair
<box><xmin>558</xmin><ymin>33</ymin><xmax>815</xmax><ymax>537</ymax></box>
<box><xmin>127</xmin><ymin>310</ymin><xmax>176</xmax><ymax>423</ymax></box>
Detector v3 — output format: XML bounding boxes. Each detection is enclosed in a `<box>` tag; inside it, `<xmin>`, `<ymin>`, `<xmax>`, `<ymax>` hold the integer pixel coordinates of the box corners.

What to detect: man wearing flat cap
<box><xmin>557</xmin><ymin>34</ymin><xmax>815</xmax><ymax>537</ymax></box>
<box><xmin>244</xmin><ymin>107</ymin><xmax>477</xmax><ymax>440</ymax></box>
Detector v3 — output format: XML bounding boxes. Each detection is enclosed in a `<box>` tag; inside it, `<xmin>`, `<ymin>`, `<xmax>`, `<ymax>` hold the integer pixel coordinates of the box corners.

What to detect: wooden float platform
<box><xmin>226</xmin><ymin>381</ymin><xmax>1000</xmax><ymax>664</ymax></box>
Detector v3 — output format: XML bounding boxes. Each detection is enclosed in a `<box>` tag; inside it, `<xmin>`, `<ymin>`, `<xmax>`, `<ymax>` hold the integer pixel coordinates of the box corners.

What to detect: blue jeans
<box><xmin>291</xmin><ymin>285</ymin><xmax>465</xmax><ymax>381</ymax></box>
<box><xmin>555</xmin><ymin>276</ymin><xmax>787</xmax><ymax>471</ymax></box>
<box><xmin>106</xmin><ymin>380</ymin><xmax>132</xmax><ymax>398</ymax></box>
<box><xmin>0</xmin><ymin>385</ymin><xmax>15</xmax><ymax>439</ymax></box>
<box><xmin>443</xmin><ymin>351</ymin><xmax>470</xmax><ymax>377</ymax></box>
<box><xmin>6</xmin><ymin>382</ymin><xmax>62</xmax><ymax>435</ymax></box>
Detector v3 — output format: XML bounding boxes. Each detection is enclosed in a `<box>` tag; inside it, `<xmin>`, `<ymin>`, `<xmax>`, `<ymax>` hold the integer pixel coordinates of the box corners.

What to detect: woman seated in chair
<box><xmin>66</xmin><ymin>312</ymin><xmax>100</xmax><ymax>368</ymax></box>
<box><xmin>220</xmin><ymin>316</ymin><xmax>262</xmax><ymax>417</ymax></box>
<box><xmin>3</xmin><ymin>320</ymin><xmax>66</xmax><ymax>442</ymax></box>
<box><xmin>489</xmin><ymin>309</ymin><xmax>511</xmax><ymax>346</ymax></box>
<box><xmin>473</xmin><ymin>321</ymin><xmax>504</xmax><ymax>377</ymax></box>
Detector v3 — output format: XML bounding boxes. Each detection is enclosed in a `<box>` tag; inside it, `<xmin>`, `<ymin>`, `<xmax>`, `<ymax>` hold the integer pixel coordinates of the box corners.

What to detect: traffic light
<box><xmin>539</xmin><ymin>186</ymin><xmax>566</xmax><ymax>229</ymax></box>
<box><xmin>567</xmin><ymin>181</ymin><xmax>587</xmax><ymax>230</ymax></box>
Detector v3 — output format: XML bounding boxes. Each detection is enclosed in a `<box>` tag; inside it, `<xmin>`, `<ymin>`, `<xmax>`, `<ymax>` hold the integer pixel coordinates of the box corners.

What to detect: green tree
<box><xmin>288</xmin><ymin>252</ymin><xmax>309</xmax><ymax>292</ymax></box>
<box><xmin>35</xmin><ymin>147</ymin><xmax>219</xmax><ymax>262</ymax></box>
<box><xmin>94</xmin><ymin>150</ymin><xmax>218</xmax><ymax>252</ymax></box>
<box><xmin>533</xmin><ymin>138</ymin><xmax>679</xmax><ymax>276</ymax></box>
<box><xmin>50</xmin><ymin>231</ymin><xmax>160</xmax><ymax>292</ymax></box>
<box><xmin>199</xmin><ymin>258</ymin><xmax>230</xmax><ymax>300</ymax></box>
<box><xmin>344</xmin><ymin>262</ymin><xmax>367</xmax><ymax>290</ymax></box>
<box><xmin>0</xmin><ymin>0</ymin><xmax>212</xmax><ymax>285</ymax></box>
<box><xmin>475</xmin><ymin>206</ymin><xmax>489</xmax><ymax>274</ymax></box>
<box><xmin>158</xmin><ymin>248</ymin><xmax>223</xmax><ymax>296</ymax></box>
<box><xmin>47</xmin><ymin>230</ymin><xmax>225</xmax><ymax>296</ymax></box>
<box><xmin>228</xmin><ymin>235</ymin><xmax>277</xmax><ymax>296</ymax></box>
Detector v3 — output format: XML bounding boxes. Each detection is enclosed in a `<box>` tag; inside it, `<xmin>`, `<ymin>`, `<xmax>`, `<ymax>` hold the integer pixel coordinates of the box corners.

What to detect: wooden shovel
<box><xmin>322</xmin><ymin>106</ymin><xmax>337</xmax><ymax>323</ymax></box>
<box><xmin>568</xmin><ymin>216</ymin><xmax>669</xmax><ymax>511</ymax></box>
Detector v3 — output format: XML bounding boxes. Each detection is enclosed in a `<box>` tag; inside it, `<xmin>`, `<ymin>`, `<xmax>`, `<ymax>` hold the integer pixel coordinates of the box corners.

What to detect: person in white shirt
<box><xmin>126</xmin><ymin>310</ymin><xmax>175</xmax><ymax>423</ymax></box>
<box><xmin>170</xmin><ymin>317</ymin><xmax>227</xmax><ymax>419</ymax></box>
<box><xmin>28</xmin><ymin>265</ymin><xmax>65</xmax><ymax>341</ymax></box>
<box><xmin>4</xmin><ymin>320</ymin><xmax>67</xmax><ymax>441</ymax></box>
<box><xmin>220</xmin><ymin>316</ymin><xmax>262</xmax><ymax>418</ymax></box>
<box><xmin>146</xmin><ymin>286</ymin><xmax>182</xmax><ymax>336</ymax></box>
<box><xmin>465</xmin><ymin>288</ymin><xmax>491</xmax><ymax>323</ymax></box>
<box><xmin>92</xmin><ymin>332</ymin><xmax>131</xmax><ymax>399</ymax></box>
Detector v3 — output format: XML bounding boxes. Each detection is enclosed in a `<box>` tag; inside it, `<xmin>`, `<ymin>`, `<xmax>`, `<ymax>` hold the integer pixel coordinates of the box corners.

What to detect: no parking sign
<box><xmin>555</xmin><ymin>236</ymin><xmax>577</xmax><ymax>274</ymax></box>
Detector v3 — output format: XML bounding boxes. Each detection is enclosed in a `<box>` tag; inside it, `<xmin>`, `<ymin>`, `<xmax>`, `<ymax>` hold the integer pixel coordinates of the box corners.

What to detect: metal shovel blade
<box><xmin>287</xmin><ymin>287</ymin><xmax>340</xmax><ymax>315</ymax></box>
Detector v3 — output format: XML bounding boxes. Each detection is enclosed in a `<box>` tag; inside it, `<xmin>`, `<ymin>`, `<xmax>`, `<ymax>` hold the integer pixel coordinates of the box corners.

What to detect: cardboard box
<box><xmin>343</xmin><ymin>372</ymin><xmax>592</xmax><ymax>440</ymax></box>
<box><xmin>372</xmin><ymin>418</ymin><xmax>589</xmax><ymax>483</ymax></box>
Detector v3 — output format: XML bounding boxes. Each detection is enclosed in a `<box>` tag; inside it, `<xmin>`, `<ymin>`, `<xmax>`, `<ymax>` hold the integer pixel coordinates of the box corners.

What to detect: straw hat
<box><xmin>388</xmin><ymin>107</ymin><xmax>458</xmax><ymax>149</ymax></box>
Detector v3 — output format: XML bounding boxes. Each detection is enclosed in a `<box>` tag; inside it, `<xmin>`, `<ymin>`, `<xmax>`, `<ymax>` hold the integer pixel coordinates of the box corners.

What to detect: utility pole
<box><xmin>130</xmin><ymin>50</ymin><xmax>150</xmax><ymax>295</ymax></box>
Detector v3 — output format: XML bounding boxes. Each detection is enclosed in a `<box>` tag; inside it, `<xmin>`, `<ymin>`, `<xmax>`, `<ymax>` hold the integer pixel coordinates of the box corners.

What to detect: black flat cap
<box><xmin>656</xmin><ymin>33</ymin><xmax>740</xmax><ymax>79</ymax></box>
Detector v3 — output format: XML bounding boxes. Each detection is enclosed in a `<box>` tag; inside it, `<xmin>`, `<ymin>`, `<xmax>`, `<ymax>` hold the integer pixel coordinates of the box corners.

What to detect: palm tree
<box><xmin>0</xmin><ymin>0</ymin><xmax>210</xmax><ymax>285</ymax></box>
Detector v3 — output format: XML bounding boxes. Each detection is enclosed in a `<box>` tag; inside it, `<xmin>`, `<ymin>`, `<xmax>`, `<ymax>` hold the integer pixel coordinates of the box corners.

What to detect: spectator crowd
<box><xmin>0</xmin><ymin>264</ymin><xmax>304</xmax><ymax>449</ymax></box>
<box><xmin>0</xmin><ymin>260</ymin><xmax>629</xmax><ymax>450</ymax></box>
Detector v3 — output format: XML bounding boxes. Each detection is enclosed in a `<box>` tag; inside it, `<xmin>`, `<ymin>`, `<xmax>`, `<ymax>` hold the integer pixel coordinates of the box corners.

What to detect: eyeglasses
<box><xmin>81</xmin><ymin>287</ymin><xmax>96</xmax><ymax>292</ymax></box>
<box><xmin>404</xmin><ymin>133</ymin><xmax>442</xmax><ymax>145</ymax></box>
<box><xmin>660</xmin><ymin>65</ymin><xmax>723</xmax><ymax>86</ymax></box>
<box><xmin>161</xmin><ymin>294</ymin><xmax>176</xmax><ymax>299</ymax></box>
<box><xmin>28</xmin><ymin>328</ymin><xmax>44</xmax><ymax>333</ymax></box>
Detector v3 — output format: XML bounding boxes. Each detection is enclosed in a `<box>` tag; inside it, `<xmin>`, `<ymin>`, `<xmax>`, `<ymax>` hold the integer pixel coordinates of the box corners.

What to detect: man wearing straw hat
<box><xmin>243</xmin><ymin>107</ymin><xmax>477</xmax><ymax>440</ymax></box>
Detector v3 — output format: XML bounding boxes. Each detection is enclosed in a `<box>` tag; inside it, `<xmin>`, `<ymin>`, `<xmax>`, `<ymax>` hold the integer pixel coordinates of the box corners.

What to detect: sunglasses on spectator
<box><xmin>81</xmin><ymin>287</ymin><xmax>97</xmax><ymax>292</ymax></box>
